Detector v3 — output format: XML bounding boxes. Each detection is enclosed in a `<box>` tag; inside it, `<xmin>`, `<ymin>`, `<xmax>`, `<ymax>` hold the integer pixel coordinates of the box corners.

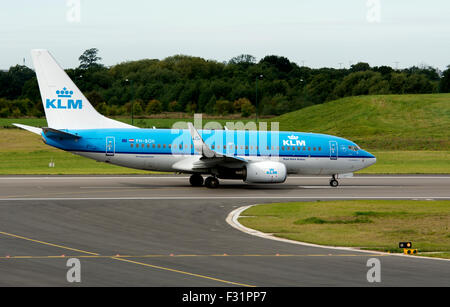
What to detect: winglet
<box><xmin>187</xmin><ymin>123</ymin><xmax>221</xmax><ymax>158</ymax></box>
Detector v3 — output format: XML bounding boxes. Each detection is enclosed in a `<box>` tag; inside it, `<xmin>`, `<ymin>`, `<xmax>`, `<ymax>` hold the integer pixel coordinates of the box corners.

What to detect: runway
<box><xmin>0</xmin><ymin>175</ymin><xmax>449</xmax><ymax>286</ymax></box>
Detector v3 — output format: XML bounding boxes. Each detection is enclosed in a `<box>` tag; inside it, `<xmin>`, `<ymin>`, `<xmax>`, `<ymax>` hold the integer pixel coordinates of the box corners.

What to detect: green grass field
<box><xmin>0</xmin><ymin>129</ymin><xmax>149</xmax><ymax>174</ymax></box>
<box><xmin>239</xmin><ymin>200</ymin><xmax>450</xmax><ymax>258</ymax></box>
<box><xmin>270</xmin><ymin>94</ymin><xmax>450</xmax><ymax>150</ymax></box>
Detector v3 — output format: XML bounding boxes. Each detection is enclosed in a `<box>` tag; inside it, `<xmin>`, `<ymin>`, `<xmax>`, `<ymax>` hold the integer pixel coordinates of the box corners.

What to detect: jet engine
<box><xmin>244</xmin><ymin>161</ymin><xmax>287</xmax><ymax>183</ymax></box>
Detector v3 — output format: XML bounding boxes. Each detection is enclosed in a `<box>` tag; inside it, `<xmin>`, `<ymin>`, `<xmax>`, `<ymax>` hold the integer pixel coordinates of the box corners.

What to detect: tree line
<box><xmin>0</xmin><ymin>48</ymin><xmax>449</xmax><ymax>118</ymax></box>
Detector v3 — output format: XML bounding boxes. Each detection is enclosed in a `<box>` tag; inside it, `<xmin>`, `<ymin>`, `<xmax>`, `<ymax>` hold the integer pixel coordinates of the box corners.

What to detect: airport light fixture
<box><xmin>125</xmin><ymin>78</ymin><xmax>134</xmax><ymax>125</ymax></box>
<box><xmin>255</xmin><ymin>74</ymin><xmax>263</xmax><ymax>123</ymax></box>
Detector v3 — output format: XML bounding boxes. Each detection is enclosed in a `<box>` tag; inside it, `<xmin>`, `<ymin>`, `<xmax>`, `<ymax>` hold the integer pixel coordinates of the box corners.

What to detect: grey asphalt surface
<box><xmin>0</xmin><ymin>175</ymin><xmax>449</xmax><ymax>286</ymax></box>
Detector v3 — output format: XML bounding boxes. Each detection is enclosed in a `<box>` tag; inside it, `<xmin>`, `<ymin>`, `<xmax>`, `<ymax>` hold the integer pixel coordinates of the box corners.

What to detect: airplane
<box><xmin>14</xmin><ymin>50</ymin><xmax>376</xmax><ymax>188</ymax></box>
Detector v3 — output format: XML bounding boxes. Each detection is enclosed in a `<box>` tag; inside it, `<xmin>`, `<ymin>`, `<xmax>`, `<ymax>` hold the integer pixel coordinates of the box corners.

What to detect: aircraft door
<box><xmin>106</xmin><ymin>137</ymin><xmax>115</xmax><ymax>157</ymax></box>
<box><xmin>329</xmin><ymin>141</ymin><xmax>338</xmax><ymax>160</ymax></box>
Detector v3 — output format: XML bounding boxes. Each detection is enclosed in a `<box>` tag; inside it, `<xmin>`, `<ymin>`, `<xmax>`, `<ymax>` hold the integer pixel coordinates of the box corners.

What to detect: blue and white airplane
<box><xmin>14</xmin><ymin>50</ymin><xmax>376</xmax><ymax>188</ymax></box>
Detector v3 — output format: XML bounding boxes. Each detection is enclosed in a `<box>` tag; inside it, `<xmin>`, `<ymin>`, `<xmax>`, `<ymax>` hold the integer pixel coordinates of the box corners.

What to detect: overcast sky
<box><xmin>1</xmin><ymin>0</ymin><xmax>449</xmax><ymax>70</ymax></box>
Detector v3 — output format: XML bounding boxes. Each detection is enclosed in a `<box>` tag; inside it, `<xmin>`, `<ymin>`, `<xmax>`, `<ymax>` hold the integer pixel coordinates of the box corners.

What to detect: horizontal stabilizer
<box><xmin>13</xmin><ymin>123</ymin><xmax>42</xmax><ymax>135</ymax></box>
<box><xmin>42</xmin><ymin>127</ymin><xmax>81</xmax><ymax>139</ymax></box>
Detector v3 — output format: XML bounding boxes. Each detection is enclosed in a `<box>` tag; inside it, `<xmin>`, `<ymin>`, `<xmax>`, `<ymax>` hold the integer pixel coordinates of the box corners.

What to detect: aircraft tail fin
<box><xmin>30</xmin><ymin>49</ymin><xmax>135</xmax><ymax>130</ymax></box>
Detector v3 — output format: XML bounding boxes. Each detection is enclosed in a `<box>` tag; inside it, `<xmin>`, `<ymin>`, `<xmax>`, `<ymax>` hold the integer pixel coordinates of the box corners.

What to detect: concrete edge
<box><xmin>226</xmin><ymin>205</ymin><xmax>450</xmax><ymax>262</ymax></box>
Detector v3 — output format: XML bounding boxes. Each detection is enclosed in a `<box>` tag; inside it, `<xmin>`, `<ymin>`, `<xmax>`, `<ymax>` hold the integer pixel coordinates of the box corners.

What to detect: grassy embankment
<box><xmin>239</xmin><ymin>200</ymin><xmax>450</xmax><ymax>259</ymax></box>
<box><xmin>270</xmin><ymin>94</ymin><xmax>450</xmax><ymax>173</ymax></box>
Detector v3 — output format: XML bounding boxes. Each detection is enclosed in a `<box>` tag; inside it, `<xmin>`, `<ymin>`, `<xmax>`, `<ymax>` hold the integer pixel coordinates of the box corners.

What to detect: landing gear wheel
<box><xmin>189</xmin><ymin>174</ymin><xmax>204</xmax><ymax>187</ymax></box>
<box><xmin>329</xmin><ymin>179</ymin><xmax>339</xmax><ymax>187</ymax></box>
<box><xmin>205</xmin><ymin>176</ymin><xmax>219</xmax><ymax>189</ymax></box>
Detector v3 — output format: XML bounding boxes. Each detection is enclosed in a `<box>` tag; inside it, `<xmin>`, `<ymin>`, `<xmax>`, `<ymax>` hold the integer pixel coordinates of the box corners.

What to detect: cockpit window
<box><xmin>348</xmin><ymin>145</ymin><xmax>359</xmax><ymax>151</ymax></box>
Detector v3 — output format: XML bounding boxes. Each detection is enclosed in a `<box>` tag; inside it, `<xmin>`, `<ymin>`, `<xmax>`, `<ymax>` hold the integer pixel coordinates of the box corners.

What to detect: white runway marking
<box><xmin>0</xmin><ymin>176</ymin><xmax>448</xmax><ymax>180</ymax></box>
<box><xmin>298</xmin><ymin>186</ymin><xmax>391</xmax><ymax>189</ymax></box>
<box><xmin>0</xmin><ymin>196</ymin><xmax>449</xmax><ymax>201</ymax></box>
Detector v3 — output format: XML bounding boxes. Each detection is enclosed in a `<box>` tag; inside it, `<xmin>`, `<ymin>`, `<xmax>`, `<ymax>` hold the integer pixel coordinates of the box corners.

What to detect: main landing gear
<box><xmin>205</xmin><ymin>176</ymin><xmax>220</xmax><ymax>189</ymax></box>
<box><xmin>189</xmin><ymin>174</ymin><xmax>220</xmax><ymax>189</ymax></box>
<box><xmin>329</xmin><ymin>175</ymin><xmax>339</xmax><ymax>187</ymax></box>
<box><xmin>189</xmin><ymin>174</ymin><xmax>204</xmax><ymax>187</ymax></box>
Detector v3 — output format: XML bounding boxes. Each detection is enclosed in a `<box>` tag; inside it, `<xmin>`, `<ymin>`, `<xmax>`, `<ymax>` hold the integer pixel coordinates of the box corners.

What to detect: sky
<box><xmin>0</xmin><ymin>0</ymin><xmax>449</xmax><ymax>70</ymax></box>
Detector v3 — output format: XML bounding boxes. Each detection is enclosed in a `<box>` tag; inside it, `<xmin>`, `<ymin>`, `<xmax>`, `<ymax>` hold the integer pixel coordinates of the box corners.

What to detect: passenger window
<box><xmin>319</xmin><ymin>147</ymin><xmax>321</xmax><ymax>151</ymax></box>
<box><xmin>313</xmin><ymin>147</ymin><xmax>316</xmax><ymax>151</ymax></box>
<box><xmin>308</xmin><ymin>147</ymin><xmax>311</xmax><ymax>151</ymax></box>
<box><xmin>163</xmin><ymin>144</ymin><xmax>166</xmax><ymax>148</ymax></box>
<box><xmin>130</xmin><ymin>144</ymin><xmax>134</xmax><ymax>148</ymax></box>
<box><xmin>297</xmin><ymin>147</ymin><xmax>301</xmax><ymax>151</ymax></box>
<box><xmin>142</xmin><ymin>144</ymin><xmax>145</xmax><ymax>148</ymax></box>
<box><xmin>158</xmin><ymin>144</ymin><xmax>161</xmax><ymax>148</ymax></box>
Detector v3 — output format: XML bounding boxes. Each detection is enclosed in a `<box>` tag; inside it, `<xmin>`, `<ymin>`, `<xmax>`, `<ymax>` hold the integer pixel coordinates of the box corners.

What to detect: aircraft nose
<box><xmin>363</xmin><ymin>151</ymin><xmax>376</xmax><ymax>167</ymax></box>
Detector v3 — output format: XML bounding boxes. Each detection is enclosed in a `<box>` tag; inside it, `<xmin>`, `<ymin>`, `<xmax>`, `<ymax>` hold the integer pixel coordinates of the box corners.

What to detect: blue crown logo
<box><xmin>56</xmin><ymin>87</ymin><xmax>73</xmax><ymax>98</ymax></box>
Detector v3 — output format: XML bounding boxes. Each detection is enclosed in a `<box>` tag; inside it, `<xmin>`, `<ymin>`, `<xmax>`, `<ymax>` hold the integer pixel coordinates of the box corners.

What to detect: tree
<box><xmin>350</xmin><ymin>62</ymin><xmax>371</xmax><ymax>72</ymax></box>
<box><xmin>228</xmin><ymin>54</ymin><xmax>256</xmax><ymax>66</ymax></box>
<box><xmin>78</xmin><ymin>48</ymin><xmax>103</xmax><ymax>70</ymax></box>
<box><xmin>439</xmin><ymin>65</ymin><xmax>450</xmax><ymax>93</ymax></box>
<box><xmin>214</xmin><ymin>100</ymin><xmax>232</xmax><ymax>115</ymax></box>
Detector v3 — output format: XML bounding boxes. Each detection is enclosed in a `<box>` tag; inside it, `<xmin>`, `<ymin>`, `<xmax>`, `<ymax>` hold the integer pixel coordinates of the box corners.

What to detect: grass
<box><xmin>239</xmin><ymin>200</ymin><xmax>450</xmax><ymax>258</ymax></box>
<box><xmin>364</xmin><ymin>150</ymin><xmax>450</xmax><ymax>174</ymax></box>
<box><xmin>0</xmin><ymin>129</ymin><xmax>149</xmax><ymax>175</ymax></box>
<box><xmin>0</xmin><ymin>129</ymin><xmax>448</xmax><ymax>174</ymax></box>
<box><xmin>270</xmin><ymin>94</ymin><xmax>450</xmax><ymax>150</ymax></box>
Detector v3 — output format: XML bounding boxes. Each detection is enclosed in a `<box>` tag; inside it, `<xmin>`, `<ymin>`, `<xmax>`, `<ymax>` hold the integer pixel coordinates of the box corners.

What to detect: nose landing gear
<box><xmin>329</xmin><ymin>175</ymin><xmax>339</xmax><ymax>187</ymax></box>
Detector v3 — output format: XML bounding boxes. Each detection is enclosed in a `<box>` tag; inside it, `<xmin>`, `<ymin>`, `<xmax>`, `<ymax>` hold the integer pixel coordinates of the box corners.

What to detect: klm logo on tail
<box><xmin>46</xmin><ymin>88</ymin><xmax>82</xmax><ymax>109</ymax></box>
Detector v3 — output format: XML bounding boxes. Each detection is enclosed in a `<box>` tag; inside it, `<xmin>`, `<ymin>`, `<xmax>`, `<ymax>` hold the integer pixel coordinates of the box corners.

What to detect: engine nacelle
<box><xmin>244</xmin><ymin>161</ymin><xmax>287</xmax><ymax>183</ymax></box>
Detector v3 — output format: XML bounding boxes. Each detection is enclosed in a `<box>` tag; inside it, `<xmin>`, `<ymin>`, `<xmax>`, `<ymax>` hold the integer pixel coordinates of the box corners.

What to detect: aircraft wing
<box><xmin>172</xmin><ymin>123</ymin><xmax>247</xmax><ymax>173</ymax></box>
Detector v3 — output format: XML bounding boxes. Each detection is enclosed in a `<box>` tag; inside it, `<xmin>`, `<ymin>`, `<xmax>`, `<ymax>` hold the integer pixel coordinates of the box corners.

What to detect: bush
<box><xmin>145</xmin><ymin>99</ymin><xmax>163</xmax><ymax>114</ymax></box>
<box><xmin>214</xmin><ymin>100</ymin><xmax>232</xmax><ymax>115</ymax></box>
